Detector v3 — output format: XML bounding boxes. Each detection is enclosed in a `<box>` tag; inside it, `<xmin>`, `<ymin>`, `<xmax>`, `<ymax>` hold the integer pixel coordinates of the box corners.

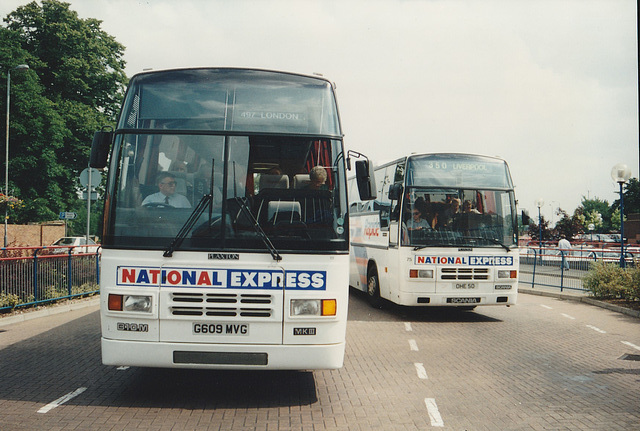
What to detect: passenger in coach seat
<box><xmin>142</xmin><ymin>172</ymin><xmax>191</xmax><ymax>208</ymax></box>
<box><xmin>304</xmin><ymin>166</ymin><xmax>329</xmax><ymax>190</ymax></box>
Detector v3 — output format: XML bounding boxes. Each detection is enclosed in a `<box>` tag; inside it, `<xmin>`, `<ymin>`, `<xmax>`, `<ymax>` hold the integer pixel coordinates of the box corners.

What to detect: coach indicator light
<box><xmin>498</xmin><ymin>270</ymin><xmax>517</xmax><ymax>279</ymax></box>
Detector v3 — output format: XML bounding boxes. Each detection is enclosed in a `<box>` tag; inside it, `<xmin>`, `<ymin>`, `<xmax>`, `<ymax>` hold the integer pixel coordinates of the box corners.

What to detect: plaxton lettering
<box><xmin>116</xmin><ymin>266</ymin><xmax>326</xmax><ymax>290</ymax></box>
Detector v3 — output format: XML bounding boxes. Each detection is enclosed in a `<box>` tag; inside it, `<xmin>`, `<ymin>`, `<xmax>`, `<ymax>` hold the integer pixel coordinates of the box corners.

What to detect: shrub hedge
<box><xmin>582</xmin><ymin>262</ymin><xmax>640</xmax><ymax>300</ymax></box>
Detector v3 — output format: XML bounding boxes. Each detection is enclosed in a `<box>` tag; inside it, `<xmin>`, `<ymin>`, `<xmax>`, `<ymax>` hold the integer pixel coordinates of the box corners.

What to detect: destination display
<box><xmin>407</xmin><ymin>155</ymin><xmax>512</xmax><ymax>189</ymax></box>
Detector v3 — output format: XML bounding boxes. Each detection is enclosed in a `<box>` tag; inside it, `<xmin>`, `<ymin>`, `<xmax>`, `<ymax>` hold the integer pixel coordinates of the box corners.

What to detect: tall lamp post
<box><xmin>611</xmin><ymin>163</ymin><xmax>631</xmax><ymax>268</ymax></box>
<box><xmin>4</xmin><ymin>64</ymin><xmax>29</xmax><ymax>248</ymax></box>
<box><xmin>535</xmin><ymin>198</ymin><xmax>544</xmax><ymax>260</ymax></box>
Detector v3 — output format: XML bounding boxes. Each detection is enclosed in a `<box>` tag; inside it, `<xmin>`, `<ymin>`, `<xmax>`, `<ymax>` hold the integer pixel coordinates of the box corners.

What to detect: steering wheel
<box><xmin>143</xmin><ymin>202</ymin><xmax>174</xmax><ymax>209</ymax></box>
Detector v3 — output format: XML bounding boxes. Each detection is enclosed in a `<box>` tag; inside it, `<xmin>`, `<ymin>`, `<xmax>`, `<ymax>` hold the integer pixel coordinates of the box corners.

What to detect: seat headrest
<box><xmin>259</xmin><ymin>174</ymin><xmax>289</xmax><ymax>190</ymax></box>
<box><xmin>293</xmin><ymin>174</ymin><xmax>311</xmax><ymax>189</ymax></box>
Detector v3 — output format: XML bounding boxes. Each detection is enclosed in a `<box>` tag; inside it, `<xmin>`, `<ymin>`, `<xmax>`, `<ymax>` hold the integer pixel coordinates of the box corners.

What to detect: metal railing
<box><xmin>0</xmin><ymin>245</ymin><xmax>100</xmax><ymax>311</ymax></box>
<box><xmin>519</xmin><ymin>246</ymin><xmax>637</xmax><ymax>292</ymax></box>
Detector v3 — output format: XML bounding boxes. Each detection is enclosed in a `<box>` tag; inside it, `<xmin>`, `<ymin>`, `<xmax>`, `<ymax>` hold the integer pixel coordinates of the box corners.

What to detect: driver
<box><xmin>142</xmin><ymin>172</ymin><xmax>191</xmax><ymax>208</ymax></box>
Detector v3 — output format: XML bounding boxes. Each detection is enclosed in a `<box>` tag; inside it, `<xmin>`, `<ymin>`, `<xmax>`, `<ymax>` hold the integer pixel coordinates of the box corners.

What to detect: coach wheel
<box><xmin>366</xmin><ymin>266</ymin><xmax>383</xmax><ymax>308</ymax></box>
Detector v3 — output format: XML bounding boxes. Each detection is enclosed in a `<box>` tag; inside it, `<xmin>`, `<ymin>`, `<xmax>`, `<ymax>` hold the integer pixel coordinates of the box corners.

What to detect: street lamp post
<box><xmin>535</xmin><ymin>198</ymin><xmax>544</xmax><ymax>261</ymax></box>
<box><xmin>4</xmin><ymin>64</ymin><xmax>29</xmax><ymax>248</ymax></box>
<box><xmin>611</xmin><ymin>163</ymin><xmax>632</xmax><ymax>268</ymax></box>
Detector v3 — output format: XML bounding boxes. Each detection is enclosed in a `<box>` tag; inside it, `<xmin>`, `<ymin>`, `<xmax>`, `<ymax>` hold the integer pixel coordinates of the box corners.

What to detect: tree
<box><xmin>579</xmin><ymin>197</ymin><xmax>611</xmax><ymax>233</ymax></box>
<box><xmin>1</xmin><ymin>26</ymin><xmax>68</xmax><ymax>221</ymax></box>
<box><xmin>611</xmin><ymin>177</ymin><xmax>640</xmax><ymax>217</ymax></box>
<box><xmin>554</xmin><ymin>208</ymin><xmax>584</xmax><ymax>240</ymax></box>
<box><xmin>527</xmin><ymin>215</ymin><xmax>553</xmax><ymax>242</ymax></box>
<box><xmin>610</xmin><ymin>208</ymin><xmax>624</xmax><ymax>232</ymax></box>
<box><xmin>1</xmin><ymin>0</ymin><xmax>127</xmax><ymax>225</ymax></box>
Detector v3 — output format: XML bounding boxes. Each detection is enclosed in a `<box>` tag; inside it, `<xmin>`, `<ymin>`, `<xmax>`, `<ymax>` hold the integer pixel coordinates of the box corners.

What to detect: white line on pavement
<box><xmin>37</xmin><ymin>387</ymin><xmax>87</xmax><ymax>414</ymax></box>
<box><xmin>540</xmin><ymin>304</ymin><xmax>553</xmax><ymax>310</ymax></box>
<box><xmin>586</xmin><ymin>325</ymin><xmax>606</xmax><ymax>334</ymax></box>
<box><xmin>621</xmin><ymin>341</ymin><xmax>640</xmax><ymax>351</ymax></box>
<box><xmin>425</xmin><ymin>398</ymin><xmax>444</xmax><ymax>427</ymax></box>
<box><xmin>561</xmin><ymin>313</ymin><xmax>576</xmax><ymax>320</ymax></box>
<box><xmin>409</xmin><ymin>339</ymin><xmax>419</xmax><ymax>351</ymax></box>
<box><xmin>404</xmin><ymin>322</ymin><xmax>413</xmax><ymax>331</ymax></box>
<box><xmin>414</xmin><ymin>362</ymin><xmax>428</xmax><ymax>379</ymax></box>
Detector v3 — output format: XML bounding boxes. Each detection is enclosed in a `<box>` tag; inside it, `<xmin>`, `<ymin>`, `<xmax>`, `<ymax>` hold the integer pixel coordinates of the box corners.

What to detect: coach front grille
<box><xmin>440</xmin><ymin>268</ymin><xmax>490</xmax><ymax>281</ymax></box>
<box><xmin>169</xmin><ymin>292</ymin><xmax>274</xmax><ymax>318</ymax></box>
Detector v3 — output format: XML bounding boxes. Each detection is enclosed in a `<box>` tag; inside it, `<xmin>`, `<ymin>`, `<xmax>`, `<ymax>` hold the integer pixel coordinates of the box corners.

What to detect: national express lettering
<box><xmin>414</xmin><ymin>256</ymin><xmax>513</xmax><ymax>266</ymax></box>
<box><xmin>116</xmin><ymin>266</ymin><xmax>326</xmax><ymax>290</ymax></box>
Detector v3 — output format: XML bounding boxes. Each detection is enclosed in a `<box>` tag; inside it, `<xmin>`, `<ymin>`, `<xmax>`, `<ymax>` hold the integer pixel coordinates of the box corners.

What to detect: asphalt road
<box><xmin>0</xmin><ymin>289</ymin><xmax>638</xmax><ymax>430</ymax></box>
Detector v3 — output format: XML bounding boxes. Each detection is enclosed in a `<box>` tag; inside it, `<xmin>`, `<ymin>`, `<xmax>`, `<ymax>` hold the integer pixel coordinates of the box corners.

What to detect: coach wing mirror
<box><xmin>89</xmin><ymin>127</ymin><xmax>113</xmax><ymax>169</ymax></box>
<box><xmin>355</xmin><ymin>159</ymin><xmax>377</xmax><ymax>201</ymax></box>
<box><xmin>388</xmin><ymin>183</ymin><xmax>403</xmax><ymax>200</ymax></box>
<box><xmin>521</xmin><ymin>210</ymin><xmax>531</xmax><ymax>226</ymax></box>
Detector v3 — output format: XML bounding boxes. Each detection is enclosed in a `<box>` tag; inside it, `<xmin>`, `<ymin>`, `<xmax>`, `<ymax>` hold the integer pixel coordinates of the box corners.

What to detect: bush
<box><xmin>583</xmin><ymin>262</ymin><xmax>639</xmax><ymax>300</ymax></box>
<box><xmin>0</xmin><ymin>292</ymin><xmax>21</xmax><ymax>309</ymax></box>
<box><xmin>629</xmin><ymin>267</ymin><xmax>640</xmax><ymax>300</ymax></box>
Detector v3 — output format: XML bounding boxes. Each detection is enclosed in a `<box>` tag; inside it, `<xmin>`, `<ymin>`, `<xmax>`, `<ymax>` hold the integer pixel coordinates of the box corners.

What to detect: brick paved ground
<box><xmin>0</xmin><ymin>289</ymin><xmax>638</xmax><ymax>430</ymax></box>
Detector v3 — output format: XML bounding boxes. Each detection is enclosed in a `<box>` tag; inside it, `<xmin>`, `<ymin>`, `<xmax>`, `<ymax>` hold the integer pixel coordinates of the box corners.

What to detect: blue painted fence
<box><xmin>0</xmin><ymin>245</ymin><xmax>100</xmax><ymax>311</ymax></box>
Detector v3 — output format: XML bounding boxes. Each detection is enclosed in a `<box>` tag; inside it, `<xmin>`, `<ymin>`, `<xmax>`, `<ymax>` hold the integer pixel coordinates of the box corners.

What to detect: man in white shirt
<box><xmin>142</xmin><ymin>172</ymin><xmax>191</xmax><ymax>208</ymax></box>
<box><xmin>558</xmin><ymin>236</ymin><xmax>571</xmax><ymax>270</ymax></box>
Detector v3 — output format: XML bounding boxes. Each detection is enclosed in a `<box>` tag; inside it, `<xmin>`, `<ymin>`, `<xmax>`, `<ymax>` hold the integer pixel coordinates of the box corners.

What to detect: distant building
<box><xmin>625</xmin><ymin>213</ymin><xmax>640</xmax><ymax>244</ymax></box>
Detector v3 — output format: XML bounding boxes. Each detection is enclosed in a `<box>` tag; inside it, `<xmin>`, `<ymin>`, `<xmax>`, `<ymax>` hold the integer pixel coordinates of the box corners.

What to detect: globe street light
<box><xmin>535</xmin><ymin>198</ymin><xmax>544</xmax><ymax>261</ymax></box>
<box><xmin>4</xmin><ymin>64</ymin><xmax>30</xmax><ymax>247</ymax></box>
<box><xmin>611</xmin><ymin>163</ymin><xmax>631</xmax><ymax>268</ymax></box>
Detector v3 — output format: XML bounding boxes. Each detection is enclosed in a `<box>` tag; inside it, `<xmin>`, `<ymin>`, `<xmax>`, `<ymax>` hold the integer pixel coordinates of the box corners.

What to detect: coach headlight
<box><xmin>409</xmin><ymin>269</ymin><xmax>434</xmax><ymax>278</ymax></box>
<box><xmin>291</xmin><ymin>299</ymin><xmax>337</xmax><ymax>317</ymax></box>
<box><xmin>124</xmin><ymin>295</ymin><xmax>152</xmax><ymax>312</ymax></box>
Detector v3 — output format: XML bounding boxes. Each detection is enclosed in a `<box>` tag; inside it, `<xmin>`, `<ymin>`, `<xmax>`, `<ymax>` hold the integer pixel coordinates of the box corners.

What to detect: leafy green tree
<box><xmin>610</xmin><ymin>208</ymin><xmax>625</xmax><ymax>232</ymax></box>
<box><xmin>580</xmin><ymin>197</ymin><xmax>611</xmax><ymax>233</ymax></box>
<box><xmin>1</xmin><ymin>0</ymin><xmax>126</xmax><ymax>226</ymax></box>
<box><xmin>611</xmin><ymin>177</ymin><xmax>640</xmax><ymax>217</ymax></box>
<box><xmin>1</xmin><ymin>26</ymin><xmax>68</xmax><ymax>221</ymax></box>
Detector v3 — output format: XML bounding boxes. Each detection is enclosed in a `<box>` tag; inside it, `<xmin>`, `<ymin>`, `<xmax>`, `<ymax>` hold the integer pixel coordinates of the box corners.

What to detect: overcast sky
<box><xmin>2</xmin><ymin>0</ymin><xmax>638</xmax><ymax>222</ymax></box>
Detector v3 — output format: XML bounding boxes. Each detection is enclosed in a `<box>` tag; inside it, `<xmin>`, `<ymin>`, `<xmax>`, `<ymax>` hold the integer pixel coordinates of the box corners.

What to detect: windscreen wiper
<box><xmin>413</xmin><ymin>244</ymin><xmax>443</xmax><ymax>251</ymax></box>
<box><xmin>235</xmin><ymin>196</ymin><xmax>282</xmax><ymax>262</ymax></box>
<box><xmin>163</xmin><ymin>194</ymin><xmax>212</xmax><ymax>258</ymax></box>
<box><xmin>462</xmin><ymin>236</ymin><xmax>511</xmax><ymax>252</ymax></box>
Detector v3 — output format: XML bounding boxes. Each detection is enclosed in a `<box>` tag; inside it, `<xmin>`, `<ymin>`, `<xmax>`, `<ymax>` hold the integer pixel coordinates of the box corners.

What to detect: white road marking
<box><xmin>117</xmin><ymin>366</ymin><xmax>130</xmax><ymax>370</ymax></box>
<box><xmin>409</xmin><ymin>339</ymin><xmax>419</xmax><ymax>351</ymax></box>
<box><xmin>621</xmin><ymin>341</ymin><xmax>640</xmax><ymax>351</ymax></box>
<box><xmin>414</xmin><ymin>362</ymin><xmax>428</xmax><ymax>379</ymax></box>
<box><xmin>586</xmin><ymin>325</ymin><xmax>606</xmax><ymax>334</ymax></box>
<box><xmin>425</xmin><ymin>398</ymin><xmax>445</xmax><ymax>427</ymax></box>
<box><xmin>540</xmin><ymin>304</ymin><xmax>553</xmax><ymax>310</ymax></box>
<box><xmin>404</xmin><ymin>322</ymin><xmax>413</xmax><ymax>331</ymax></box>
<box><xmin>561</xmin><ymin>313</ymin><xmax>575</xmax><ymax>320</ymax></box>
<box><xmin>37</xmin><ymin>387</ymin><xmax>87</xmax><ymax>414</ymax></box>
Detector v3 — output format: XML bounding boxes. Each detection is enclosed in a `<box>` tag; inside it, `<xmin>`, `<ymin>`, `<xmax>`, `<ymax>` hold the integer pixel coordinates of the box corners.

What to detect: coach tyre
<box><xmin>366</xmin><ymin>265</ymin><xmax>383</xmax><ymax>308</ymax></box>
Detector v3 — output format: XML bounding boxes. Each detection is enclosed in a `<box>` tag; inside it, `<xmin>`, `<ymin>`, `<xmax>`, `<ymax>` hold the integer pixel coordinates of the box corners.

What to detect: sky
<box><xmin>2</xmin><ymin>0</ymin><xmax>638</xmax><ymax>223</ymax></box>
